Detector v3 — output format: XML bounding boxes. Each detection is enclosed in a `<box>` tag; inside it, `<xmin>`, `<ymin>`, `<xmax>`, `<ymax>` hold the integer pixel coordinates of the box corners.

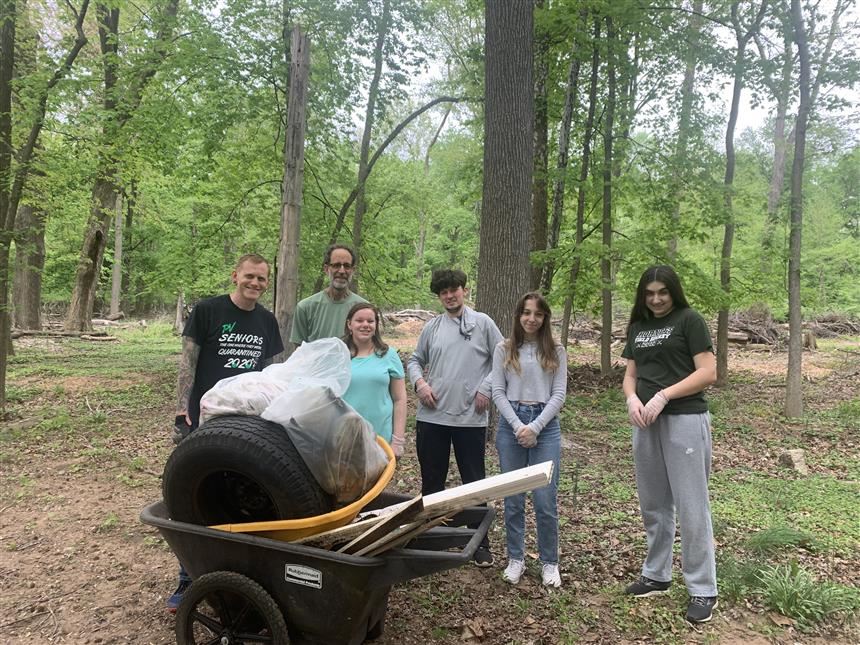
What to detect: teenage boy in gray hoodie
<box><xmin>407</xmin><ymin>269</ymin><xmax>503</xmax><ymax>566</ymax></box>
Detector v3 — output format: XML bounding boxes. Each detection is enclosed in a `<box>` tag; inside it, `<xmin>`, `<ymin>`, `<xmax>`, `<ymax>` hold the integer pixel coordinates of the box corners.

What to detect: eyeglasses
<box><xmin>327</xmin><ymin>262</ymin><xmax>353</xmax><ymax>270</ymax></box>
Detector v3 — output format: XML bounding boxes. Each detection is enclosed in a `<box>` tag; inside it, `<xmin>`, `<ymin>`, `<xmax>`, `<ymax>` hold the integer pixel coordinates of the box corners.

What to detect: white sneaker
<box><xmin>541</xmin><ymin>563</ymin><xmax>561</xmax><ymax>588</ymax></box>
<box><xmin>502</xmin><ymin>559</ymin><xmax>526</xmax><ymax>585</ymax></box>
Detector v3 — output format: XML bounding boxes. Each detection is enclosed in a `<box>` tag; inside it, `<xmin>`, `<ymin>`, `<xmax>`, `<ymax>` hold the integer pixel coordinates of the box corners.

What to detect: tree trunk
<box><xmin>761</xmin><ymin>0</ymin><xmax>846</xmax><ymax>261</ymax></box>
<box><xmin>560</xmin><ymin>19</ymin><xmax>599</xmax><ymax>348</ymax></box>
<box><xmin>530</xmin><ymin>0</ymin><xmax>549</xmax><ymax>290</ymax></box>
<box><xmin>67</xmin><ymin>178</ymin><xmax>116</xmax><ymax>330</ymax></box>
<box><xmin>352</xmin><ymin>0</ymin><xmax>390</xmax><ymax>295</ymax></box>
<box><xmin>668</xmin><ymin>0</ymin><xmax>702</xmax><ymax>259</ymax></box>
<box><xmin>122</xmin><ymin>180</ymin><xmax>135</xmax><ymax>313</ymax></box>
<box><xmin>0</xmin><ymin>1</ymin><xmax>88</xmax><ymax>411</ymax></box>
<box><xmin>600</xmin><ymin>16</ymin><xmax>616</xmax><ymax>377</ymax></box>
<box><xmin>477</xmin><ymin>0</ymin><xmax>534</xmax><ymax>335</ymax></box>
<box><xmin>416</xmin><ymin>106</ymin><xmax>451</xmax><ymax>287</ymax></box>
<box><xmin>314</xmin><ymin>95</ymin><xmax>466</xmax><ymax>293</ymax></box>
<box><xmin>0</xmin><ymin>0</ymin><xmax>16</xmax><ymax>412</ymax></box>
<box><xmin>109</xmin><ymin>193</ymin><xmax>123</xmax><ymax>317</ymax></box>
<box><xmin>12</xmin><ymin>204</ymin><xmax>45</xmax><ymax>329</ymax></box>
<box><xmin>542</xmin><ymin>12</ymin><xmax>583</xmax><ymax>294</ymax></box>
<box><xmin>65</xmin><ymin>0</ymin><xmax>177</xmax><ymax>331</ymax></box>
<box><xmin>785</xmin><ymin>0</ymin><xmax>810</xmax><ymax>418</ymax></box>
<box><xmin>716</xmin><ymin>2</ymin><xmax>767</xmax><ymax>387</ymax></box>
<box><xmin>274</xmin><ymin>25</ymin><xmax>309</xmax><ymax>361</ymax></box>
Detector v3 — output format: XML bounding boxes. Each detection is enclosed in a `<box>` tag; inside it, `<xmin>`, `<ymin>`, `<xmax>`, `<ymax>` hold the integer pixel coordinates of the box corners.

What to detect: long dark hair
<box><xmin>343</xmin><ymin>302</ymin><xmax>389</xmax><ymax>357</ymax></box>
<box><xmin>504</xmin><ymin>292</ymin><xmax>559</xmax><ymax>374</ymax></box>
<box><xmin>628</xmin><ymin>265</ymin><xmax>690</xmax><ymax>325</ymax></box>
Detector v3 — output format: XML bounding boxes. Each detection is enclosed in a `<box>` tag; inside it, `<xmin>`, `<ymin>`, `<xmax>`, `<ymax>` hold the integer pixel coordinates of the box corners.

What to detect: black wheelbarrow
<box><xmin>141</xmin><ymin>493</ymin><xmax>494</xmax><ymax>645</ymax></box>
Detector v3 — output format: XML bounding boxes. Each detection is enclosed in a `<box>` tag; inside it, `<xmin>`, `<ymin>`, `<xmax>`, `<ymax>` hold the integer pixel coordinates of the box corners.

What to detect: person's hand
<box><xmin>641</xmin><ymin>391</ymin><xmax>669</xmax><ymax>426</ymax></box>
<box><xmin>416</xmin><ymin>381</ymin><xmax>437</xmax><ymax>408</ymax></box>
<box><xmin>474</xmin><ymin>392</ymin><xmax>490</xmax><ymax>413</ymax></box>
<box><xmin>626</xmin><ymin>395</ymin><xmax>646</xmax><ymax>428</ymax></box>
<box><xmin>391</xmin><ymin>434</ymin><xmax>405</xmax><ymax>458</ymax></box>
<box><xmin>516</xmin><ymin>425</ymin><xmax>538</xmax><ymax>448</ymax></box>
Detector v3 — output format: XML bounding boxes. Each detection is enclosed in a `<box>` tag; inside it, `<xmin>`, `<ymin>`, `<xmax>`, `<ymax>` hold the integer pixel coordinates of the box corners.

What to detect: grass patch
<box><xmin>757</xmin><ymin>560</ymin><xmax>860</xmax><ymax>630</ymax></box>
<box><xmin>711</xmin><ymin>472</ymin><xmax>860</xmax><ymax>555</ymax></box>
<box><xmin>745</xmin><ymin>526</ymin><xmax>816</xmax><ymax>554</ymax></box>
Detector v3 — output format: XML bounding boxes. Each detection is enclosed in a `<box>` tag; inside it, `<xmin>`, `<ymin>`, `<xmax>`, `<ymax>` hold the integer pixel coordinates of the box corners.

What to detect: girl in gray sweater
<box><xmin>491</xmin><ymin>292</ymin><xmax>567</xmax><ymax>588</ymax></box>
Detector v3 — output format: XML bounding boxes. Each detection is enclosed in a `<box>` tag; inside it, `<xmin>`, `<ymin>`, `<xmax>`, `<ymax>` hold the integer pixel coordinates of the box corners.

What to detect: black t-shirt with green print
<box><xmin>621</xmin><ymin>307</ymin><xmax>713</xmax><ymax>414</ymax></box>
<box><xmin>183</xmin><ymin>295</ymin><xmax>284</xmax><ymax>427</ymax></box>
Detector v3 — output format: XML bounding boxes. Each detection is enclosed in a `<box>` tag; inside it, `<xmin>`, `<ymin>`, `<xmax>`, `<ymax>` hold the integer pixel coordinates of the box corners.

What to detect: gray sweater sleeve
<box><xmin>406</xmin><ymin>319</ymin><xmax>434</xmax><ymax>387</ymax></box>
<box><xmin>529</xmin><ymin>345</ymin><xmax>567</xmax><ymax>434</ymax></box>
<box><xmin>492</xmin><ymin>341</ymin><xmax>525</xmax><ymax>431</ymax></box>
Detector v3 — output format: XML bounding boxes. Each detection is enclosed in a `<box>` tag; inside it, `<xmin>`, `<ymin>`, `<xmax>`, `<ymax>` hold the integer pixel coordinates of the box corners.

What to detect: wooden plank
<box><xmin>337</xmin><ymin>495</ymin><xmax>424</xmax><ymax>554</ymax></box>
<box><xmin>296</xmin><ymin>460</ymin><xmax>553</xmax><ymax>547</ymax></box>
<box><xmin>362</xmin><ymin>514</ymin><xmax>451</xmax><ymax>557</ymax></box>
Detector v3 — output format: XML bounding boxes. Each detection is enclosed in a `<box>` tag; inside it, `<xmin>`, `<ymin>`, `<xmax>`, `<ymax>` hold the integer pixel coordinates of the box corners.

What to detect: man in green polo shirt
<box><xmin>290</xmin><ymin>244</ymin><xmax>367</xmax><ymax>347</ymax></box>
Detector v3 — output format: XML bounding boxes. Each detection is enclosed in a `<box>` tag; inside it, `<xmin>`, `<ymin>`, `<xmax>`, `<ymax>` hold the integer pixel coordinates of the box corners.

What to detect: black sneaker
<box><xmin>686</xmin><ymin>596</ymin><xmax>718</xmax><ymax>623</ymax></box>
<box><xmin>624</xmin><ymin>575</ymin><xmax>671</xmax><ymax>597</ymax></box>
<box><xmin>473</xmin><ymin>546</ymin><xmax>494</xmax><ymax>568</ymax></box>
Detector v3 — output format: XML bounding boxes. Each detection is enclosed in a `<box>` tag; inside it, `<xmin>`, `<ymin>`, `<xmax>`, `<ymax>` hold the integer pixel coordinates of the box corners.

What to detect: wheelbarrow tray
<box><xmin>141</xmin><ymin>493</ymin><xmax>493</xmax><ymax>645</ymax></box>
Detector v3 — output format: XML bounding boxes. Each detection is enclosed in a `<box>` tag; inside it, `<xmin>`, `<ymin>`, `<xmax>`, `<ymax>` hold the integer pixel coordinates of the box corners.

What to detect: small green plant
<box><xmin>756</xmin><ymin>560</ymin><xmax>860</xmax><ymax>629</ymax></box>
<box><xmin>745</xmin><ymin>525</ymin><xmax>815</xmax><ymax>554</ymax></box>
<box><xmin>98</xmin><ymin>512</ymin><xmax>120</xmax><ymax>532</ymax></box>
<box><xmin>717</xmin><ymin>555</ymin><xmax>766</xmax><ymax>603</ymax></box>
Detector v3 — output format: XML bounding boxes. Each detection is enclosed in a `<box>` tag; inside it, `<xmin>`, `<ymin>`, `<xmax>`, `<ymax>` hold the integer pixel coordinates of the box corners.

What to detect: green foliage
<box><xmin>745</xmin><ymin>526</ymin><xmax>816</xmax><ymax>555</ymax></box>
<box><xmin>756</xmin><ymin>560</ymin><xmax>860</xmax><ymax>630</ymax></box>
<box><xmin>711</xmin><ymin>473</ymin><xmax>860</xmax><ymax>556</ymax></box>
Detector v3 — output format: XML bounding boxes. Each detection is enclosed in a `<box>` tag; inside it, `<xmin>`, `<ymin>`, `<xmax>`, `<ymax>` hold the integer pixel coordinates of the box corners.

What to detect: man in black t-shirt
<box><xmin>176</xmin><ymin>253</ymin><xmax>284</xmax><ymax>434</ymax></box>
<box><xmin>167</xmin><ymin>253</ymin><xmax>283</xmax><ymax>612</ymax></box>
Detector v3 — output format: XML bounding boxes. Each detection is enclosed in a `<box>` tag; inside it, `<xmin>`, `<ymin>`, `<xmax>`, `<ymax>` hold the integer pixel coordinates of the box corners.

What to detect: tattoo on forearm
<box><xmin>177</xmin><ymin>338</ymin><xmax>201</xmax><ymax>411</ymax></box>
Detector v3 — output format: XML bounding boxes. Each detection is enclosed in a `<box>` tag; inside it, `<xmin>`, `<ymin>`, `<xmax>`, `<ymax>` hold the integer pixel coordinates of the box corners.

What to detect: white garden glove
<box><xmin>391</xmin><ymin>434</ymin><xmax>405</xmax><ymax>458</ymax></box>
<box><xmin>416</xmin><ymin>381</ymin><xmax>437</xmax><ymax>408</ymax></box>
<box><xmin>626</xmin><ymin>395</ymin><xmax>646</xmax><ymax>428</ymax></box>
<box><xmin>641</xmin><ymin>391</ymin><xmax>669</xmax><ymax>426</ymax></box>
<box><xmin>516</xmin><ymin>425</ymin><xmax>538</xmax><ymax>448</ymax></box>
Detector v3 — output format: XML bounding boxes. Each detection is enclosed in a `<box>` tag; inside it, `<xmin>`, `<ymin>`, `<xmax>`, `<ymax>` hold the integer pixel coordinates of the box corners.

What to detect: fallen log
<box><xmin>11</xmin><ymin>330</ymin><xmax>110</xmax><ymax>339</ymax></box>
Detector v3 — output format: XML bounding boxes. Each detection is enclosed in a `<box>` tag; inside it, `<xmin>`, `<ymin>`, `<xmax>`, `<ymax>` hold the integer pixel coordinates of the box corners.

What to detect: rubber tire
<box><xmin>175</xmin><ymin>571</ymin><xmax>289</xmax><ymax>645</ymax></box>
<box><xmin>163</xmin><ymin>414</ymin><xmax>332</xmax><ymax>525</ymax></box>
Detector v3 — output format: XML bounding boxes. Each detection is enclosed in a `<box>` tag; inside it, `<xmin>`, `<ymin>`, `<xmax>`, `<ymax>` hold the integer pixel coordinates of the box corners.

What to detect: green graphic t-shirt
<box><xmin>621</xmin><ymin>307</ymin><xmax>713</xmax><ymax>414</ymax></box>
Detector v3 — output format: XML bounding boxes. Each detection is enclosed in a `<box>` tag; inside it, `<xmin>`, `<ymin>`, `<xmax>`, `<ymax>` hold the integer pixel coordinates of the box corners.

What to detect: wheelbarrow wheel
<box><xmin>176</xmin><ymin>571</ymin><xmax>289</xmax><ymax>645</ymax></box>
<box><xmin>163</xmin><ymin>415</ymin><xmax>332</xmax><ymax>525</ymax></box>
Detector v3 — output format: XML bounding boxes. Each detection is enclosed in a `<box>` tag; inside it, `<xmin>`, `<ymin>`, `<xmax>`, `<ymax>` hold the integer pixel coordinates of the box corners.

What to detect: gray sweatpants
<box><xmin>632</xmin><ymin>412</ymin><xmax>718</xmax><ymax>597</ymax></box>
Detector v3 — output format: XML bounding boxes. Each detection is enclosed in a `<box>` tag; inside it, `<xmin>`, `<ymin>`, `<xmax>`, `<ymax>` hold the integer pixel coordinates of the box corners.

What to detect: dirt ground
<box><xmin>0</xmin><ymin>331</ymin><xmax>857</xmax><ymax>644</ymax></box>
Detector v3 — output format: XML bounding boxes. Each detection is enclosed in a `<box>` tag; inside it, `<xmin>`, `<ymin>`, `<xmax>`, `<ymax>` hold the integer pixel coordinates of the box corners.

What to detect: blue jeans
<box><xmin>495</xmin><ymin>402</ymin><xmax>561</xmax><ymax>564</ymax></box>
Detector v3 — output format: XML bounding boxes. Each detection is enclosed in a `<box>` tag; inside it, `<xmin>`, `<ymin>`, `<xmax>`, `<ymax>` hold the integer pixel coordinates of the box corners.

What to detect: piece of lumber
<box><xmin>361</xmin><ymin>514</ymin><xmax>451</xmax><ymax>557</ymax></box>
<box><xmin>296</xmin><ymin>460</ymin><xmax>553</xmax><ymax>547</ymax></box>
<box><xmin>337</xmin><ymin>495</ymin><xmax>424</xmax><ymax>554</ymax></box>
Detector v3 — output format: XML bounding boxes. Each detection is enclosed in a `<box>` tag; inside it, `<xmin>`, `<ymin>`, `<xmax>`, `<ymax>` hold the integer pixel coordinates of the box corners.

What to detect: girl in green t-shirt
<box><xmin>621</xmin><ymin>265</ymin><xmax>719</xmax><ymax>624</ymax></box>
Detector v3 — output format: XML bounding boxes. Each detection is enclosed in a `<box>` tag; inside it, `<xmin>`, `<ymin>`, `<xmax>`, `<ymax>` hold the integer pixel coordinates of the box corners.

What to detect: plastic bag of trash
<box><xmin>199</xmin><ymin>372</ymin><xmax>288</xmax><ymax>425</ymax></box>
<box><xmin>198</xmin><ymin>337</ymin><xmax>352</xmax><ymax>425</ymax></box>
<box><xmin>263</xmin><ymin>384</ymin><xmax>388</xmax><ymax>505</ymax></box>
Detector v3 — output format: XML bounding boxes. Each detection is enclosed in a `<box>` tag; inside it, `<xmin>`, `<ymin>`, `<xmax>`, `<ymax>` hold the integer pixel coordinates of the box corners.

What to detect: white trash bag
<box><xmin>198</xmin><ymin>337</ymin><xmax>352</xmax><ymax>425</ymax></box>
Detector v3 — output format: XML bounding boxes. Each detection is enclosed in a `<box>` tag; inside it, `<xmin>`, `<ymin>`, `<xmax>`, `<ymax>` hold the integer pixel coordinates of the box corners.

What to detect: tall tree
<box><xmin>600</xmin><ymin>14</ymin><xmax>617</xmax><ymax>377</ymax></box>
<box><xmin>716</xmin><ymin>0</ymin><xmax>768</xmax><ymax>387</ymax></box>
<box><xmin>785</xmin><ymin>0</ymin><xmax>810</xmax><ymax>418</ymax></box>
<box><xmin>275</xmin><ymin>25</ymin><xmax>310</xmax><ymax>358</ymax></box>
<box><xmin>560</xmin><ymin>17</ymin><xmax>599</xmax><ymax>348</ymax></box>
<box><xmin>542</xmin><ymin>8</ymin><xmax>585</xmax><ymax>294</ymax></box>
<box><xmin>65</xmin><ymin>0</ymin><xmax>179</xmax><ymax>331</ymax></box>
<box><xmin>531</xmin><ymin>0</ymin><xmax>549</xmax><ymax>290</ymax></box>
<box><xmin>0</xmin><ymin>0</ymin><xmax>88</xmax><ymax>412</ymax></box>
<box><xmin>667</xmin><ymin>0</ymin><xmax>704</xmax><ymax>259</ymax></box>
<box><xmin>352</xmin><ymin>0</ymin><xmax>391</xmax><ymax>293</ymax></box>
<box><xmin>476</xmin><ymin>0</ymin><xmax>534</xmax><ymax>335</ymax></box>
